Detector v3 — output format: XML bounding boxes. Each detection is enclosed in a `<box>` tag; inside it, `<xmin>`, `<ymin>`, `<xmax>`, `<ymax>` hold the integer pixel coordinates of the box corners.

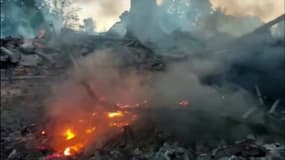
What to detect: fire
<box><xmin>179</xmin><ymin>100</ymin><xmax>189</xmax><ymax>107</ymax></box>
<box><xmin>63</xmin><ymin>144</ymin><xmax>83</xmax><ymax>156</ymax></box>
<box><xmin>41</xmin><ymin>130</ymin><xmax>46</xmax><ymax>135</ymax></box>
<box><xmin>65</xmin><ymin>129</ymin><xmax>75</xmax><ymax>140</ymax></box>
<box><xmin>108</xmin><ymin>111</ymin><xmax>123</xmax><ymax>118</ymax></box>
<box><xmin>44</xmin><ymin>104</ymin><xmax>139</xmax><ymax>157</ymax></box>
<box><xmin>85</xmin><ymin>127</ymin><xmax>96</xmax><ymax>134</ymax></box>
<box><xmin>63</xmin><ymin>147</ymin><xmax>72</xmax><ymax>156</ymax></box>
<box><xmin>109</xmin><ymin>122</ymin><xmax>129</xmax><ymax>127</ymax></box>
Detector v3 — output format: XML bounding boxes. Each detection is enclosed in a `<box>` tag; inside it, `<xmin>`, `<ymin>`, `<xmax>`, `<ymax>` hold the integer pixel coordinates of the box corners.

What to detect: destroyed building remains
<box><xmin>1</xmin><ymin>0</ymin><xmax>285</xmax><ymax>160</ymax></box>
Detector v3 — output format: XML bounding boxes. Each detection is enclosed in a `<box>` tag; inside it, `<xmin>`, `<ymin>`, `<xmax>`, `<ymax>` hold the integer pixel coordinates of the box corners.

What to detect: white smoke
<box><xmin>210</xmin><ymin>0</ymin><xmax>285</xmax><ymax>22</ymax></box>
<box><xmin>72</xmin><ymin>0</ymin><xmax>130</xmax><ymax>32</ymax></box>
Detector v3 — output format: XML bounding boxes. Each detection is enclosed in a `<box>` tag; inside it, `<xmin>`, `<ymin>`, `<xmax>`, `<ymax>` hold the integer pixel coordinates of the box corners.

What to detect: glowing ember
<box><xmin>109</xmin><ymin>122</ymin><xmax>129</xmax><ymax>127</ymax></box>
<box><xmin>45</xmin><ymin>103</ymin><xmax>138</xmax><ymax>156</ymax></box>
<box><xmin>108</xmin><ymin>111</ymin><xmax>123</xmax><ymax>118</ymax></box>
<box><xmin>45</xmin><ymin>153</ymin><xmax>62</xmax><ymax>160</ymax></box>
<box><xmin>41</xmin><ymin>130</ymin><xmax>46</xmax><ymax>135</ymax></box>
<box><xmin>64</xmin><ymin>147</ymin><xmax>72</xmax><ymax>156</ymax></box>
<box><xmin>65</xmin><ymin>129</ymin><xmax>75</xmax><ymax>140</ymax></box>
<box><xmin>85</xmin><ymin>127</ymin><xmax>96</xmax><ymax>134</ymax></box>
<box><xmin>179</xmin><ymin>100</ymin><xmax>189</xmax><ymax>107</ymax></box>
<box><xmin>63</xmin><ymin>144</ymin><xmax>83</xmax><ymax>156</ymax></box>
<box><xmin>119</xmin><ymin>104</ymin><xmax>130</xmax><ymax>108</ymax></box>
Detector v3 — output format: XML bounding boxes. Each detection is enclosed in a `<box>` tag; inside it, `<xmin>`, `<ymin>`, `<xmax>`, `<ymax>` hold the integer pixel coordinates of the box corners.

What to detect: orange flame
<box><xmin>63</xmin><ymin>144</ymin><xmax>83</xmax><ymax>156</ymax></box>
<box><xmin>85</xmin><ymin>127</ymin><xmax>96</xmax><ymax>134</ymax></box>
<box><xmin>63</xmin><ymin>147</ymin><xmax>72</xmax><ymax>156</ymax></box>
<box><xmin>65</xmin><ymin>129</ymin><xmax>75</xmax><ymax>140</ymax></box>
<box><xmin>107</xmin><ymin>111</ymin><xmax>123</xmax><ymax>118</ymax></box>
<box><xmin>41</xmin><ymin>130</ymin><xmax>46</xmax><ymax>135</ymax></box>
<box><xmin>109</xmin><ymin>122</ymin><xmax>129</xmax><ymax>127</ymax></box>
<box><xmin>46</xmin><ymin>107</ymin><xmax>138</xmax><ymax>157</ymax></box>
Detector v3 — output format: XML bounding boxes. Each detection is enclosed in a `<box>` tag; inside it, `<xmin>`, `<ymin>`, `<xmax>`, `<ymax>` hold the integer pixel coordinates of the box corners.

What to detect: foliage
<box><xmin>0</xmin><ymin>0</ymin><xmax>80</xmax><ymax>37</ymax></box>
<box><xmin>45</xmin><ymin>0</ymin><xmax>81</xmax><ymax>29</ymax></box>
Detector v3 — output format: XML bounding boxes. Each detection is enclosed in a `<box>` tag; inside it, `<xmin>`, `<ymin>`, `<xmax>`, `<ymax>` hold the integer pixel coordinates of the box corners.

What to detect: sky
<box><xmin>210</xmin><ymin>0</ymin><xmax>285</xmax><ymax>22</ymax></box>
<box><xmin>72</xmin><ymin>0</ymin><xmax>130</xmax><ymax>32</ymax></box>
<box><xmin>72</xmin><ymin>0</ymin><xmax>284</xmax><ymax>32</ymax></box>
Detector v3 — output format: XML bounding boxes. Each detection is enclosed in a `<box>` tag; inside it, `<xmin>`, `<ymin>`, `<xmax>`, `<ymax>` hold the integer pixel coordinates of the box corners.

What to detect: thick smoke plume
<box><xmin>40</xmin><ymin>0</ymin><xmax>285</xmax><ymax>146</ymax></box>
<box><xmin>21</xmin><ymin>0</ymin><xmax>281</xmax><ymax>145</ymax></box>
<box><xmin>122</xmin><ymin>0</ymin><xmax>269</xmax><ymax>43</ymax></box>
<box><xmin>45</xmin><ymin>47</ymin><xmax>270</xmax><ymax>145</ymax></box>
<box><xmin>2</xmin><ymin>0</ymin><xmax>283</xmax><ymax>37</ymax></box>
<box><xmin>47</xmin><ymin>50</ymin><xmax>151</xmax><ymax>118</ymax></box>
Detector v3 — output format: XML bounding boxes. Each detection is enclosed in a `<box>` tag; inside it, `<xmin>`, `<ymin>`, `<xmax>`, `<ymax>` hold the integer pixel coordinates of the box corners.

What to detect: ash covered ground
<box><xmin>1</xmin><ymin>0</ymin><xmax>285</xmax><ymax>160</ymax></box>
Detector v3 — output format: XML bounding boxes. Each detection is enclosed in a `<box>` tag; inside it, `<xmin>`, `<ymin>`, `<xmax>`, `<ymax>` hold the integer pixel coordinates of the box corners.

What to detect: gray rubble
<box><xmin>1</xmin><ymin>13</ymin><xmax>284</xmax><ymax>160</ymax></box>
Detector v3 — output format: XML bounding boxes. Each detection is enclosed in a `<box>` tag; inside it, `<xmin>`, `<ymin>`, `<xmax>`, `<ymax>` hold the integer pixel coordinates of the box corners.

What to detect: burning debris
<box><xmin>179</xmin><ymin>100</ymin><xmax>190</xmax><ymax>107</ymax></box>
<box><xmin>1</xmin><ymin>0</ymin><xmax>285</xmax><ymax>160</ymax></box>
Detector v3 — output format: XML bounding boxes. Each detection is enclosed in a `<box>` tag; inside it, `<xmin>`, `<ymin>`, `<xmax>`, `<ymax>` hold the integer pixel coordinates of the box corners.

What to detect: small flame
<box><xmin>63</xmin><ymin>147</ymin><xmax>72</xmax><ymax>156</ymax></box>
<box><xmin>109</xmin><ymin>122</ymin><xmax>129</xmax><ymax>127</ymax></box>
<box><xmin>41</xmin><ymin>130</ymin><xmax>46</xmax><ymax>135</ymax></box>
<box><xmin>85</xmin><ymin>127</ymin><xmax>96</xmax><ymax>134</ymax></box>
<box><xmin>65</xmin><ymin>129</ymin><xmax>75</xmax><ymax>140</ymax></box>
<box><xmin>45</xmin><ymin>102</ymin><xmax>138</xmax><ymax>156</ymax></box>
<box><xmin>179</xmin><ymin>100</ymin><xmax>189</xmax><ymax>107</ymax></box>
<box><xmin>108</xmin><ymin>111</ymin><xmax>123</xmax><ymax>118</ymax></box>
<box><xmin>63</xmin><ymin>144</ymin><xmax>83</xmax><ymax>156</ymax></box>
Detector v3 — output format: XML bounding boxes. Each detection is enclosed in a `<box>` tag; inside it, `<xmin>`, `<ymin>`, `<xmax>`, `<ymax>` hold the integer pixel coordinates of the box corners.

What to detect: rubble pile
<box><xmin>2</xmin><ymin>124</ymin><xmax>285</xmax><ymax>160</ymax></box>
<box><xmin>1</xmin><ymin>13</ymin><xmax>284</xmax><ymax>160</ymax></box>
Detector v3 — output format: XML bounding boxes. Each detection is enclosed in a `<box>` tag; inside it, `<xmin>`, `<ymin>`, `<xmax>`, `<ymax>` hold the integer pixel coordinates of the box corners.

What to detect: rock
<box><xmin>197</xmin><ymin>153</ymin><xmax>211</xmax><ymax>160</ymax></box>
<box><xmin>133</xmin><ymin>148</ymin><xmax>143</xmax><ymax>156</ymax></box>
<box><xmin>246</xmin><ymin>134</ymin><xmax>256</xmax><ymax>140</ymax></box>
<box><xmin>110</xmin><ymin>150</ymin><xmax>122</xmax><ymax>159</ymax></box>
<box><xmin>7</xmin><ymin>149</ymin><xmax>17</xmax><ymax>159</ymax></box>
<box><xmin>20</xmin><ymin>55</ymin><xmax>42</xmax><ymax>66</ymax></box>
<box><xmin>213</xmin><ymin>139</ymin><xmax>267</xmax><ymax>159</ymax></box>
<box><xmin>155</xmin><ymin>142</ymin><xmax>190</xmax><ymax>160</ymax></box>
<box><xmin>263</xmin><ymin>143</ymin><xmax>285</xmax><ymax>159</ymax></box>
